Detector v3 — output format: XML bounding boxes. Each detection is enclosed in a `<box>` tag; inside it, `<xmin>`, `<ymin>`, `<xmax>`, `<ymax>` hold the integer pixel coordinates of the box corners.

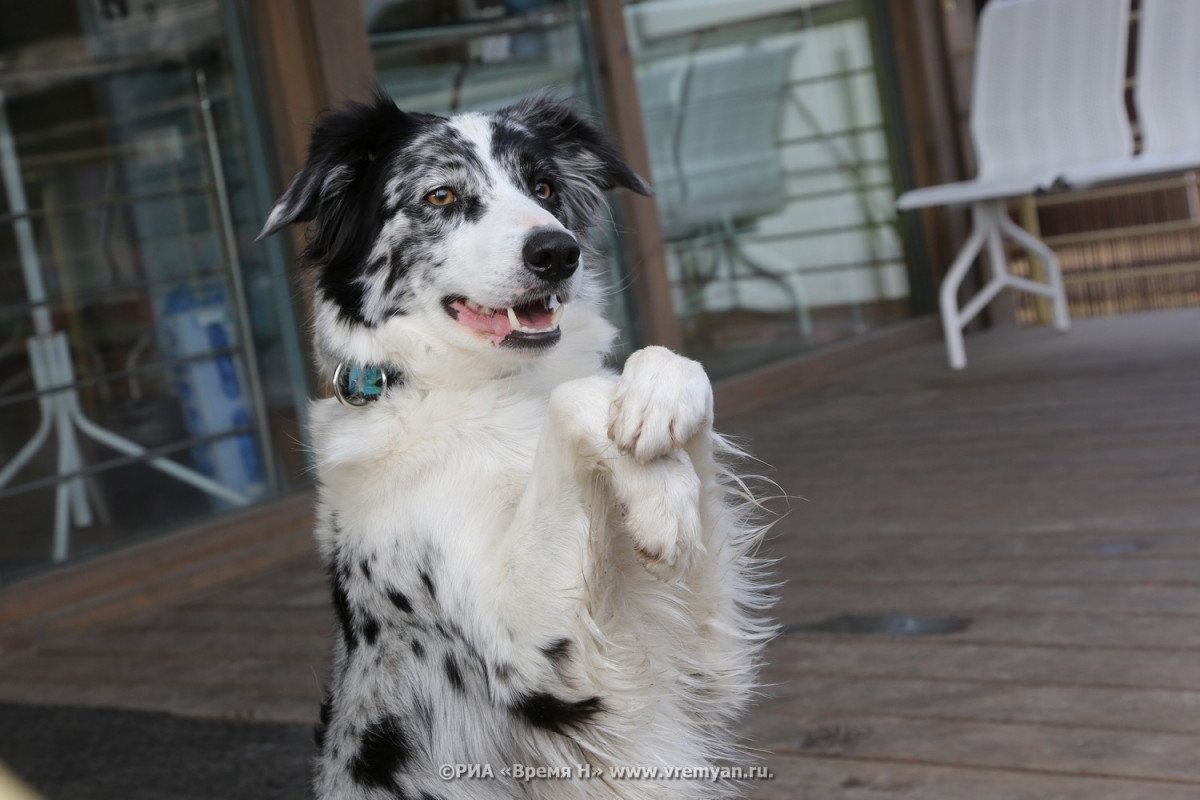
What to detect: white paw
<box><xmin>608</xmin><ymin>347</ymin><xmax>713</xmax><ymax>464</ymax></box>
<box><xmin>619</xmin><ymin>451</ymin><xmax>703</xmax><ymax>582</ymax></box>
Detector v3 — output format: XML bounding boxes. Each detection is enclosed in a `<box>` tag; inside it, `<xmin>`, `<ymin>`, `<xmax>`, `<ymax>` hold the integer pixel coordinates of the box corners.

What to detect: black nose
<box><xmin>522</xmin><ymin>229</ymin><xmax>580</xmax><ymax>283</ymax></box>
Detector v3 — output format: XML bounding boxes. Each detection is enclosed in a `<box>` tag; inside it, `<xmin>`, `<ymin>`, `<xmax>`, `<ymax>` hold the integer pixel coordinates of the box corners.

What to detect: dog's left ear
<box><xmin>509</xmin><ymin>96</ymin><xmax>654</xmax><ymax>197</ymax></box>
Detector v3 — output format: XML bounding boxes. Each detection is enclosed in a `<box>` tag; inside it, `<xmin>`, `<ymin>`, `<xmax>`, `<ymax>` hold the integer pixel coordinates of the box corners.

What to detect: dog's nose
<box><xmin>522</xmin><ymin>229</ymin><xmax>580</xmax><ymax>283</ymax></box>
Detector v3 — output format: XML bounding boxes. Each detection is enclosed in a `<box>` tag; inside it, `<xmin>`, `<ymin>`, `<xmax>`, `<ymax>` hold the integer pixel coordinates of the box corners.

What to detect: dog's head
<box><xmin>261</xmin><ymin>93</ymin><xmax>650</xmax><ymax>376</ymax></box>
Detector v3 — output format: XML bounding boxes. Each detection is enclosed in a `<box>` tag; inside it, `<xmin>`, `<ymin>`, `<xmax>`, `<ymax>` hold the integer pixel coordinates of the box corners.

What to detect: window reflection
<box><xmin>0</xmin><ymin>1</ymin><xmax>305</xmax><ymax>578</ymax></box>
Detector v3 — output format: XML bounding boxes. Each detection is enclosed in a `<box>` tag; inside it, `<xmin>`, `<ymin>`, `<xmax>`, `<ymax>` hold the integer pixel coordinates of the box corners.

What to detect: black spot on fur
<box><xmin>494</xmin><ymin>662</ymin><xmax>513</xmax><ymax>683</ymax></box>
<box><xmin>388</xmin><ymin>589</ymin><xmax>413</xmax><ymax>614</ymax></box>
<box><xmin>363</xmin><ymin>616</ymin><xmax>380</xmax><ymax>646</ymax></box>
<box><xmin>542</xmin><ymin>638</ymin><xmax>573</xmax><ymax>681</ymax></box>
<box><xmin>360</xmin><ymin>558</ymin><xmax>371</xmax><ymax>579</ymax></box>
<box><xmin>350</xmin><ymin>716</ymin><xmax>413</xmax><ymax>791</ymax></box>
<box><xmin>444</xmin><ymin>653</ymin><xmax>465</xmax><ymax>693</ymax></box>
<box><xmin>314</xmin><ymin>691</ymin><xmax>333</xmax><ymax>751</ymax></box>
<box><xmin>542</xmin><ymin>638</ymin><xmax>571</xmax><ymax>663</ymax></box>
<box><xmin>328</xmin><ymin>563</ymin><xmax>357</xmax><ymax>653</ymax></box>
<box><xmin>420</xmin><ymin>570</ymin><xmax>436</xmax><ymax>601</ymax></box>
<box><xmin>513</xmin><ymin>692</ymin><xmax>603</xmax><ymax>735</ymax></box>
<box><xmin>411</xmin><ymin>638</ymin><xmax>425</xmax><ymax>659</ymax></box>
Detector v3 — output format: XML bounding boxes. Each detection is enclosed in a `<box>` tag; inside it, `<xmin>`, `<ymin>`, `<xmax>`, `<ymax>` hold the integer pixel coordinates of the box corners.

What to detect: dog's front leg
<box><xmin>607</xmin><ymin>346</ymin><xmax>718</xmax><ymax>579</ymax></box>
<box><xmin>505</xmin><ymin>373</ymin><xmax>699</xmax><ymax>597</ymax></box>
<box><xmin>507</xmin><ymin>351</ymin><xmax>712</xmax><ymax>601</ymax></box>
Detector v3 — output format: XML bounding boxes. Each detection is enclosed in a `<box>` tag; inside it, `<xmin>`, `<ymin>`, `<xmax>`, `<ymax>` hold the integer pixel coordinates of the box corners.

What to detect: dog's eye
<box><xmin>532</xmin><ymin>180</ymin><xmax>553</xmax><ymax>200</ymax></box>
<box><xmin>425</xmin><ymin>188</ymin><xmax>456</xmax><ymax>206</ymax></box>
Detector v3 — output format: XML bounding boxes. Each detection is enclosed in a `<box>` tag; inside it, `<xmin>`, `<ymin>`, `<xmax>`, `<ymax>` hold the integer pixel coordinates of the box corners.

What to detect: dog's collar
<box><xmin>332</xmin><ymin>362</ymin><xmax>404</xmax><ymax>408</ymax></box>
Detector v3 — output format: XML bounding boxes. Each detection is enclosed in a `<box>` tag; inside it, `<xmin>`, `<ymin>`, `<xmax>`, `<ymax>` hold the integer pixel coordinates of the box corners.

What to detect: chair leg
<box><xmin>996</xmin><ymin>210</ymin><xmax>1070</xmax><ymax>332</ymax></box>
<box><xmin>939</xmin><ymin>203</ymin><xmax>993</xmax><ymax>370</ymax></box>
<box><xmin>937</xmin><ymin>200</ymin><xmax>1071</xmax><ymax>370</ymax></box>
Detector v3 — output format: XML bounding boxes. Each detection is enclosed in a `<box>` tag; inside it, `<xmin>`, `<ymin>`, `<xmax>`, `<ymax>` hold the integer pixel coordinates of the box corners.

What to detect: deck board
<box><xmin>1</xmin><ymin>309</ymin><xmax>1198</xmax><ymax>798</ymax></box>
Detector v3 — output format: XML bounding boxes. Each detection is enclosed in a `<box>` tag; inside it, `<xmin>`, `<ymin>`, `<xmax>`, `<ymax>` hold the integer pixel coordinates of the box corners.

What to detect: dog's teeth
<box><xmin>551</xmin><ymin>303</ymin><xmax>564</xmax><ymax>325</ymax></box>
<box><xmin>506</xmin><ymin>307</ymin><xmax>520</xmax><ymax>330</ymax></box>
<box><xmin>548</xmin><ymin>295</ymin><xmax>560</xmax><ymax>311</ymax></box>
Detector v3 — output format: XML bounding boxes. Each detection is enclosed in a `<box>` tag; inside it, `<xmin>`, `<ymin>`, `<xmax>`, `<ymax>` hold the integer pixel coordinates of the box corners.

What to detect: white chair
<box><xmin>1061</xmin><ymin>0</ymin><xmax>1200</xmax><ymax>186</ymax></box>
<box><xmin>897</xmin><ymin>0</ymin><xmax>1132</xmax><ymax>369</ymax></box>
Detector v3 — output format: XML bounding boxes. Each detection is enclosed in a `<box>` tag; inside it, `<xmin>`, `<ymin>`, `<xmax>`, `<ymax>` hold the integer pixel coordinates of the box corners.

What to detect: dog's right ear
<box><xmin>258</xmin><ymin>92</ymin><xmax>426</xmax><ymax>241</ymax></box>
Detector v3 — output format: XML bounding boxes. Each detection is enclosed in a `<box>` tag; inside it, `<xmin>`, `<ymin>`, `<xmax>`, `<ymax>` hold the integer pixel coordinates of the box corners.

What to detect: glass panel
<box><xmin>366</xmin><ymin>0</ymin><xmax>641</xmax><ymax>352</ymax></box>
<box><xmin>0</xmin><ymin>0</ymin><xmax>308</xmax><ymax>579</ymax></box>
<box><xmin>626</xmin><ymin>0</ymin><xmax>916</xmax><ymax>379</ymax></box>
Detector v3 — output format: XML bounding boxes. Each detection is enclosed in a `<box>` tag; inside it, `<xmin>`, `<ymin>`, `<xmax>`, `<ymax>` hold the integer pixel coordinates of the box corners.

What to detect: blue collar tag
<box><xmin>333</xmin><ymin>363</ymin><xmax>398</xmax><ymax>407</ymax></box>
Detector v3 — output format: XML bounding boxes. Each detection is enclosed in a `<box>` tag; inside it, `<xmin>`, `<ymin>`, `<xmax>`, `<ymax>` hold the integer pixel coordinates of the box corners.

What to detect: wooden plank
<box><xmin>107</xmin><ymin>605</ymin><xmax>331</xmax><ymax>636</ymax></box>
<box><xmin>761</xmin><ymin>636</ymin><xmax>1200</xmax><ymax>692</ymax></box>
<box><xmin>759</xmin><ymin>675</ymin><xmax>1200</xmax><ymax>736</ymax></box>
<box><xmin>786</xmin><ymin>610</ymin><xmax>1200</xmax><ymax>652</ymax></box>
<box><xmin>748</xmin><ymin>711</ymin><xmax>1200</xmax><ymax>785</ymax></box>
<box><xmin>246</xmin><ymin>0</ymin><xmax>326</xmax><ymax>181</ymax></box>
<box><xmin>0</xmin><ymin>495</ymin><xmax>313</xmax><ymax>630</ymax></box>
<box><xmin>308</xmin><ymin>0</ymin><xmax>375</xmax><ymax>107</ymax></box>
<box><xmin>0</xmin><ymin>679</ymin><xmax>321</xmax><ymax>725</ymax></box>
<box><xmin>784</xmin><ymin>556</ymin><xmax>1200</xmax><ymax>587</ymax></box>
<box><xmin>750</xmin><ymin>753</ymin><xmax>1200</xmax><ymax>800</ymax></box>
<box><xmin>36</xmin><ymin>628</ymin><xmax>330</xmax><ymax>661</ymax></box>
<box><xmin>773</xmin><ymin>582</ymin><xmax>1200</xmax><ymax>620</ymax></box>
<box><xmin>766</xmin><ymin>530</ymin><xmax>1200</xmax><ymax>564</ymax></box>
<box><xmin>0</xmin><ymin>648</ymin><xmax>325</xmax><ymax>687</ymax></box>
<box><xmin>885</xmin><ymin>0</ymin><xmax>970</xmax><ymax>292</ymax></box>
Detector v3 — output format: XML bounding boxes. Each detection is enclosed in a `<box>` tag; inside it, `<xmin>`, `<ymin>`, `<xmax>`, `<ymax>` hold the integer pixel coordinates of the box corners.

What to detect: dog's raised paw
<box><xmin>608</xmin><ymin>346</ymin><xmax>713</xmax><ymax>464</ymax></box>
<box><xmin>618</xmin><ymin>451</ymin><xmax>704</xmax><ymax>582</ymax></box>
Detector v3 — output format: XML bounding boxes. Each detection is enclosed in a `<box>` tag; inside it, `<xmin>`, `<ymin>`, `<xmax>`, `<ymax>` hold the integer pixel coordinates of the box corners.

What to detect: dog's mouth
<box><xmin>443</xmin><ymin>293</ymin><xmax>565</xmax><ymax>349</ymax></box>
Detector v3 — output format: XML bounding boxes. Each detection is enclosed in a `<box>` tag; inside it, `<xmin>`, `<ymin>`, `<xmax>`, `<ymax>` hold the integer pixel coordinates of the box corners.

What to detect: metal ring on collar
<box><xmin>332</xmin><ymin>362</ymin><xmax>390</xmax><ymax>408</ymax></box>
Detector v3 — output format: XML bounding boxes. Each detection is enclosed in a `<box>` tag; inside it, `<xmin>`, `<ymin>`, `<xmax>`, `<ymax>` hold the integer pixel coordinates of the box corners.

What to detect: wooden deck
<box><xmin>2</xmin><ymin>309</ymin><xmax>1199</xmax><ymax>798</ymax></box>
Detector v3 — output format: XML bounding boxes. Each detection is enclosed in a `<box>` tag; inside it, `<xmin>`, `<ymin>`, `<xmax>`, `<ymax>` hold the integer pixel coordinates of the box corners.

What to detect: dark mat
<box><xmin>0</xmin><ymin>703</ymin><xmax>312</xmax><ymax>800</ymax></box>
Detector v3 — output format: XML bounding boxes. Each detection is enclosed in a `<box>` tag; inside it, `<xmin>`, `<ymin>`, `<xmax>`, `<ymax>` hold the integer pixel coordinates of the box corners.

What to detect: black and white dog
<box><xmin>261</xmin><ymin>93</ymin><xmax>772</xmax><ymax>800</ymax></box>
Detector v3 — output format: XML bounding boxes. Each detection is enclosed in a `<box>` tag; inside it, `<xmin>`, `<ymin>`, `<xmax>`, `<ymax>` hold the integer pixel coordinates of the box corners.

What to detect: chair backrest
<box><xmin>673</xmin><ymin>46</ymin><xmax>792</xmax><ymax>230</ymax></box>
<box><xmin>970</xmin><ymin>0</ymin><xmax>1132</xmax><ymax>180</ymax></box>
<box><xmin>637</xmin><ymin>45</ymin><xmax>793</xmax><ymax>239</ymax></box>
<box><xmin>1134</xmin><ymin>0</ymin><xmax>1200</xmax><ymax>157</ymax></box>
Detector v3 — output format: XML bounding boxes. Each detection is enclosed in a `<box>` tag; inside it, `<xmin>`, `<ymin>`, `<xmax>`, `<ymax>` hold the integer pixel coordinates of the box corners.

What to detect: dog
<box><xmin>260</xmin><ymin>92</ymin><xmax>772</xmax><ymax>800</ymax></box>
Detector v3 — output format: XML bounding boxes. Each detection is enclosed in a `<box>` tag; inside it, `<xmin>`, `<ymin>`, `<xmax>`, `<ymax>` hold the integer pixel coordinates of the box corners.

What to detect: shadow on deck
<box><xmin>1</xmin><ymin>309</ymin><xmax>1198</xmax><ymax>799</ymax></box>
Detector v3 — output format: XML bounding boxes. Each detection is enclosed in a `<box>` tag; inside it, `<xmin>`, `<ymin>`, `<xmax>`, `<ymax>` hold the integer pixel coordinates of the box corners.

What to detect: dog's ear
<box><xmin>508</xmin><ymin>95</ymin><xmax>654</xmax><ymax>197</ymax></box>
<box><xmin>258</xmin><ymin>92</ymin><xmax>426</xmax><ymax>241</ymax></box>
<box><xmin>258</xmin><ymin>160</ymin><xmax>348</xmax><ymax>241</ymax></box>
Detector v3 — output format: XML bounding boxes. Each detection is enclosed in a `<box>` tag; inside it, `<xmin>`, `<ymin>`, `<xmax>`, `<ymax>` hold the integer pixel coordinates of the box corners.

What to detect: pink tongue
<box><xmin>450</xmin><ymin>300</ymin><xmax>513</xmax><ymax>344</ymax></box>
